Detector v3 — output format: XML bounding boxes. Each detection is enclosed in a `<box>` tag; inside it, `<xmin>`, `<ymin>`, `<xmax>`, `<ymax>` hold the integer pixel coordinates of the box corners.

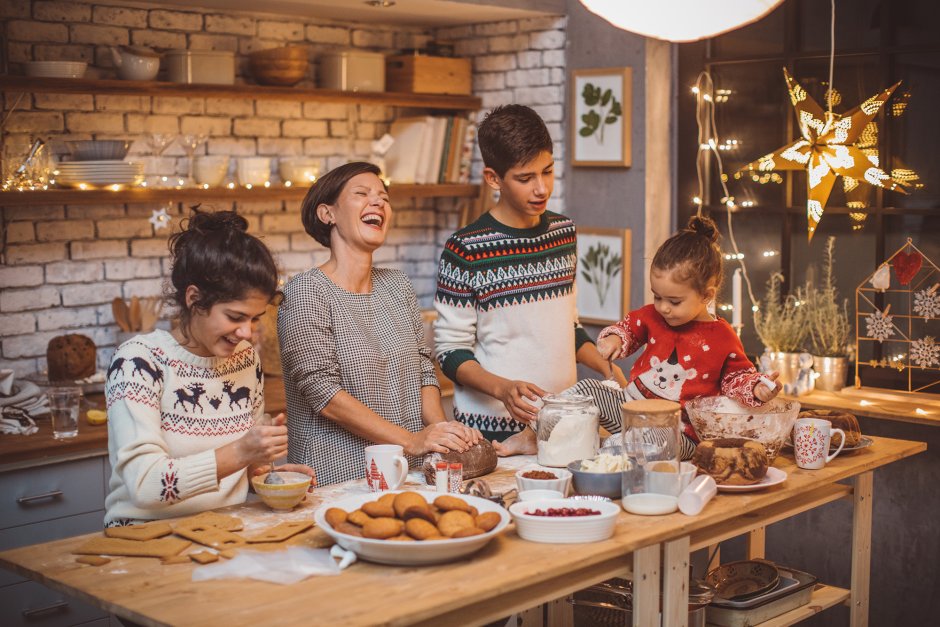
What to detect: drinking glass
<box><xmin>180</xmin><ymin>133</ymin><xmax>208</xmax><ymax>187</ymax></box>
<box><xmin>48</xmin><ymin>386</ymin><xmax>82</xmax><ymax>439</ymax></box>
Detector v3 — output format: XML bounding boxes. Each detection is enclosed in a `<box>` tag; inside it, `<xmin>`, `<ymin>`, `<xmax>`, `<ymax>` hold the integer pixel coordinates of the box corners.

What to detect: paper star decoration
<box><xmin>149</xmin><ymin>207</ymin><xmax>171</xmax><ymax>231</ymax></box>
<box><xmin>738</xmin><ymin>68</ymin><xmax>909</xmax><ymax>240</ymax></box>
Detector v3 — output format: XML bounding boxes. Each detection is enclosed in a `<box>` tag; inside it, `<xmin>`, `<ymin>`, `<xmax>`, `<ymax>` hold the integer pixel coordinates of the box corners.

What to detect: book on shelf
<box><xmin>385</xmin><ymin>113</ymin><xmax>478</xmax><ymax>186</ymax></box>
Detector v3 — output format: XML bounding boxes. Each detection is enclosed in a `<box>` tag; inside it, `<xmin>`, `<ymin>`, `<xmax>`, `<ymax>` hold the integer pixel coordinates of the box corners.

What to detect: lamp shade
<box><xmin>578</xmin><ymin>0</ymin><xmax>785</xmax><ymax>42</ymax></box>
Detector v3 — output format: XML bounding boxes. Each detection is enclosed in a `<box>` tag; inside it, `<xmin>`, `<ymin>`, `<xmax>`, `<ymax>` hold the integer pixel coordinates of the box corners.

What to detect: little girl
<box><xmin>104</xmin><ymin>209</ymin><xmax>315</xmax><ymax>526</ymax></box>
<box><xmin>593</xmin><ymin>215</ymin><xmax>779</xmax><ymax>458</ymax></box>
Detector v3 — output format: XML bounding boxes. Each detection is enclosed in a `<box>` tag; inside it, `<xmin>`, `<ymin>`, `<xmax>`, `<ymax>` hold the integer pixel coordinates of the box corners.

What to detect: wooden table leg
<box><xmin>545</xmin><ymin>597</ymin><xmax>572</xmax><ymax>627</ymax></box>
<box><xmin>633</xmin><ymin>544</ymin><xmax>661</xmax><ymax>627</ymax></box>
<box><xmin>850</xmin><ymin>471</ymin><xmax>873</xmax><ymax>627</ymax></box>
<box><xmin>518</xmin><ymin>606</ymin><xmax>544</xmax><ymax>627</ymax></box>
<box><xmin>663</xmin><ymin>536</ymin><xmax>690</xmax><ymax>627</ymax></box>
<box><xmin>746</xmin><ymin>526</ymin><xmax>766</xmax><ymax>559</ymax></box>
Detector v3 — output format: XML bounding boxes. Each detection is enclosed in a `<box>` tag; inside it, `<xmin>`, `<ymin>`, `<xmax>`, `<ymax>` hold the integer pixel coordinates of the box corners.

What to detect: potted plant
<box><xmin>753</xmin><ymin>272</ymin><xmax>809</xmax><ymax>388</ymax></box>
<box><xmin>804</xmin><ymin>237</ymin><xmax>852</xmax><ymax>391</ymax></box>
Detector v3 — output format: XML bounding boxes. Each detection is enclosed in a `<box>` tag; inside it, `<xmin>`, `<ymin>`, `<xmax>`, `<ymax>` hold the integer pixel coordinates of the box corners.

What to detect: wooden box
<box><xmin>385</xmin><ymin>55</ymin><xmax>472</xmax><ymax>95</ymax></box>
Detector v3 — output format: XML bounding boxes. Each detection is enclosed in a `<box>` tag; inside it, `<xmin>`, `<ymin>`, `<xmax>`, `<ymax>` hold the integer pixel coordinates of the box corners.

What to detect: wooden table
<box><xmin>0</xmin><ymin>436</ymin><xmax>924</xmax><ymax>627</ymax></box>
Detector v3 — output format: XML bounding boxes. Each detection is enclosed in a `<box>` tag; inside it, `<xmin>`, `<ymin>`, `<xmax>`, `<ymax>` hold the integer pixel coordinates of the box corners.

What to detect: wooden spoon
<box><xmin>111</xmin><ymin>298</ymin><xmax>130</xmax><ymax>332</ymax></box>
<box><xmin>128</xmin><ymin>296</ymin><xmax>141</xmax><ymax>332</ymax></box>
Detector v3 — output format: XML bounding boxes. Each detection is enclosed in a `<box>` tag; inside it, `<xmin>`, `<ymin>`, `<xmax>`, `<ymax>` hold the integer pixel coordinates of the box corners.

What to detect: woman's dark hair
<box><xmin>300</xmin><ymin>161</ymin><xmax>384</xmax><ymax>248</ymax></box>
<box><xmin>651</xmin><ymin>215</ymin><xmax>723</xmax><ymax>295</ymax></box>
<box><xmin>477</xmin><ymin>104</ymin><xmax>553</xmax><ymax>177</ymax></box>
<box><xmin>167</xmin><ymin>208</ymin><xmax>279</xmax><ymax>335</ymax></box>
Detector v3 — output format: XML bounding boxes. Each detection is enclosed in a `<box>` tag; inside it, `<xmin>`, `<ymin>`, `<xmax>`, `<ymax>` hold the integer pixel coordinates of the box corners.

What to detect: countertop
<box><xmin>783</xmin><ymin>386</ymin><xmax>940</xmax><ymax>427</ymax></box>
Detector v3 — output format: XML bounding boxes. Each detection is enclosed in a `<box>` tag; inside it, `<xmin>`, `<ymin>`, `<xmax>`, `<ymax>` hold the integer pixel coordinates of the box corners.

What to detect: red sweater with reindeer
<box><xmin>599</xmin><ymin>305</ymin><xmax>764</xmax><ymax>440</ymax></box>
<box><xmin>103</xmin><ymin>329</ymin><xmax>264</xmax><ymax>526</ymax></box>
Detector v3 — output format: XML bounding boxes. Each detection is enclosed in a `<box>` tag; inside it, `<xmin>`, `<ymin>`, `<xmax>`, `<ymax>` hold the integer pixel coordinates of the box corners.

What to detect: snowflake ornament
<box><xmin>910</xmin><ymin>336</ymin><xmax>939</xmax><ymax>369</ymax></box>
<box><xmin>865</xmin><ymin>309</ymin><xmax>896</xmax><ymax>343</ymax></box>
<box><xmin>914</xmin><ymin>287</ymin><xmax>940</xmax><ymax>319</ymax></box>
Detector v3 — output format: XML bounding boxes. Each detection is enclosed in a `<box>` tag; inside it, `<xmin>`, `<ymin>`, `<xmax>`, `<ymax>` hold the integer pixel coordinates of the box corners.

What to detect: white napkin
<box><xmin>191</xmin><ymin>547</ymin><xmax>342</xmax><ymax>585</ymax></box>
<box><xmin>0</xmin><ymin>369</ymin><xmax>13</xmax><ymax>396</ymax></box>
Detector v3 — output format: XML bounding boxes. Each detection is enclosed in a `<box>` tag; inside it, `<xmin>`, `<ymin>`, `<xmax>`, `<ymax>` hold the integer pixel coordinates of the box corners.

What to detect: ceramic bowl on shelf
<box><xmin>515</xmin><ymin>467</ymin><xmax>572</xmax><ymax>495</ymax></box>
<box><xmin>686</xmin><ymin>396</ymin><xmax>800</xmax><ymax>464</ymax></box>
<box><xmin>278</xmin><ymin>157</ymin><xmax>320</xmax><ymax>184</ymax></box>
<box><xmin>250</xmin><ymin>471</ymin><xmax>312</xmax><ymax>511</ymax></box>
<box><xmin>194</xmin><ymin>155</ymin><xmax>230</xmax><ymax>187</ymax></box>
<box><xmin>509</xmin><ymin>497</ymin><xmax>620</xmax><ymax>543</ymax></box>
<box><xmin>25</xmin><ymin>61</ymin><xmax>87</xmax><ymax>79</ymax></box>
<box><xmin>236</xmin><ymin>157</ymin><xmax>271</xmax><ymax>186</ymax></box>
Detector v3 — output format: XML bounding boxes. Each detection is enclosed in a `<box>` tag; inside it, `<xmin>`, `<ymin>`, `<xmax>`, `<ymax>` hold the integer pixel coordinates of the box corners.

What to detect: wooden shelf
<box><xmin>783</xmin><ymin>387</ymin><xmax>940</xmax><ymax>427</ymax></box>
<box><xmin>0</xmin><ymin>75</ymin><xmax>481</xmax><ymax>110</ymax></box>
<box><xmin>744</xmin><ymin>584</ymin><xmax>850</xmax><ymax>627</ymax></box>
<box><xmin>0</xmin><ymin>183</ymin><xmax>478</xmax><ymax>206</ymax></box>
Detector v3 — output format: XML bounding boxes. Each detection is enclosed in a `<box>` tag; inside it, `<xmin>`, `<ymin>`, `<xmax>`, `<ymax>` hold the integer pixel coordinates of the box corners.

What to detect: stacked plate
<box><xmin>55</xmin><ymin>160</ymin><xmax>144</xmax><ymax>189</ymax></box>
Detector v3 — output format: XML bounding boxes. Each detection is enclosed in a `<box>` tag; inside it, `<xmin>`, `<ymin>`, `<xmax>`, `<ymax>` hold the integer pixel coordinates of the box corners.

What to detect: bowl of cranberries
<box><xmin>515</xmin><ymin>467</ymin><xmax>572</xmax><ymax>495</ymax></box>
<box><xmin>509</xmin><ymin>497</ymin><xmax>620</xmax><ymax>543</ymax></box>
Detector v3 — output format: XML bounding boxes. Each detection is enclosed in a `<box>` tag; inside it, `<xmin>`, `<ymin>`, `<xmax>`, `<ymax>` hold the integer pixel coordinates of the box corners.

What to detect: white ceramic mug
<box><xmin>793</xmin><ymin>418</ymin><xmax>846</xmax><ymax>470</ymax></box>
<box><xmin>364</xmin><ymin>444</ymin><xmax>408</xmax><ymax>492</ymax></box>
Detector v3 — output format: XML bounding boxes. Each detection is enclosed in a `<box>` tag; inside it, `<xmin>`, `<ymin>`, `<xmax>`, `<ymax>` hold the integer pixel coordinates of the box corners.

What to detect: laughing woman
<box><xmin>104</xmin><ymin>210</ymin><xmax>315</xmax><ymax>527</ymax></box>
<box><xmin>278</xmin><ymin>161</ymin><xmax>481</xmax><ymax>486</ymax></box>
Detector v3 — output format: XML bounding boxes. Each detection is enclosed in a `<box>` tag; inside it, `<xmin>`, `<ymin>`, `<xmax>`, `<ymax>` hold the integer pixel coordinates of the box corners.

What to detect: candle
<box><xmin>732</xmin><ymin>268</ymin><xmax>743</xmax><ymax>328</ymax></box>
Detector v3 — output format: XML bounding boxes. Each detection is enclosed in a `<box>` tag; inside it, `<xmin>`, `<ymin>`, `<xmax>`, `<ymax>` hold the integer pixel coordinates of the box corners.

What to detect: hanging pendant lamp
<box><xmin>578</xmin><ymin>0</ymin><xmax>785</xmax><ymax>42</ymax></box>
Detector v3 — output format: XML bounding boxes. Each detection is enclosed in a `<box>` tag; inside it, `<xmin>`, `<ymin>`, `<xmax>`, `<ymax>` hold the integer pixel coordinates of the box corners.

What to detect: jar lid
<box><xmin>542</xmin><ymin>392</ymin><xmax>593</xmax><ymax>405</ymax></box>
<box><xmin>620</xmin><ymin>398</ymin><xmax>680</xmax><ymax>415</ymax></box>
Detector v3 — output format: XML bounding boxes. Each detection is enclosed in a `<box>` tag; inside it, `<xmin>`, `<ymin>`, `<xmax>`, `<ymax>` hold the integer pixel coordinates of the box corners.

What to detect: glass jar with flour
<box><xmin>536</xmin><ymin>393</ymin><xmax>600</xmax><ymax>467</ymax></box>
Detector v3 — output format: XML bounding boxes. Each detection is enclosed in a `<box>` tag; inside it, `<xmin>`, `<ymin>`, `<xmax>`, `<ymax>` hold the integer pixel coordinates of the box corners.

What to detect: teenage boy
<box><xmin>434</xmin><ymin>104</ymin><xmax>624</xmax><ymax>455</ymax></box>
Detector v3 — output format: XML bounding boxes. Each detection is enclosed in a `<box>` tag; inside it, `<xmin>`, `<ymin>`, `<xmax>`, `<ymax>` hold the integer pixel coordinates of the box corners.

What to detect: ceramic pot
<box><xmin>813</xmin><ymin>355</ymin><xmax>848</xmax><ymax>392</ymax></box>
<box><xmin>109</xmin><ymin>46</ymin><xmax>160</xmax><ymax>81</ymax></box>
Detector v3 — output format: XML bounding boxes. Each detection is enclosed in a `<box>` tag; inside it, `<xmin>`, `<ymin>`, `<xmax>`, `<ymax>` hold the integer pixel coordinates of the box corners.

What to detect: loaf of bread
<box><xmin>46</xmin><ymin>334</ymin><xmax>96</xmax><ymax>382</ymax></box>
<box><xmin>798</xmin><ymin>409</ymin><xmax>861</xmax><ymax>447</ymax></box>
<box><xmin>691</xmin><ymin>438</ymin><xmax>769</xmax><ymax>485</ymax></box>
<box><xmin>423</xmin><ymin>440</ymin><xmax>498</xmax><ymax>485</ymax></box>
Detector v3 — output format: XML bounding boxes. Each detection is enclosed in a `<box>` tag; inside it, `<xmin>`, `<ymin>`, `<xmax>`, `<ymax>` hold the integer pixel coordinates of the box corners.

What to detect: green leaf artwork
<box><xmin>579</xmin><ymin>82</ymin><xmax>622</xmax><ymax>144</ymax></box>
<box><xmin>580</xmin><ymin>242</ymin><xmax>623</xmax><ymax>308</ymax></box>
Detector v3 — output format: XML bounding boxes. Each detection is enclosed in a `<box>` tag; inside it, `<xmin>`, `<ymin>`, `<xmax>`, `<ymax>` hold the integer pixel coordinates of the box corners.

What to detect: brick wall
<box><xmin>0</xmin><ymin>1</ymin><xmax>567</xmax><ymax>376</ymax></box>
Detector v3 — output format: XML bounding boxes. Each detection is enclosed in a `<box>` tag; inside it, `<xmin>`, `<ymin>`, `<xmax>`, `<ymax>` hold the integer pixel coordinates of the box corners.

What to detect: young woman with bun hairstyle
<box><xmin>103</xmin><ymin>209</ymin><xmax>315</xmax><ymax>527</ymax></box>
<box><xmin>595</xmin><ymin>215</ymin><xmax>780</xmax><ymax>458</ymax></box>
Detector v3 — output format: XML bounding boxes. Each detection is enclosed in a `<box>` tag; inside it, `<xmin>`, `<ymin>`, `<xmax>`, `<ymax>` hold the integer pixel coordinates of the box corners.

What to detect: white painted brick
<box><xmin>7</xmin><ymin>20</ymin><xmax>68</xmax><ymax>42</ymax></box>
<box><xmin>34</xmin><ymin>1</ymin><xmax>91</xmax><ymax>22</ymax></box>
<box><xmin>532</xmin><ymin>104</ymin><xmax>563</xmax><ymax>123</ymax></box>
<box><xmin>0</xmin><ymin>0</ymin><xmax>29</xmax><ymax>19</ymax></box>
<box><xmin>232</xmin><ymin>200</ymin><xmax>281</xmax><ymax>215</ymax></box>
<box><xmin>34</xmin><ymin>93</ymin><xmax>94</xmax><ymax>111</ymax></box>
<box><xmin>351</xmin><ymin>29</ymin><xmax>393</xmax><ymax>48</ymax></box>
<box><xmin>8</xmin><ymin>42</ymin><xmax>32</xmax><ymax>62</ymax></box>
<box><xmin>542</xmin><ymin>49</ymin><xmax>565</xmax><ymax>67</ymax></box>
<box><xmin>122</xmin><ymin>278</ymin><xmax>165</xmax><ymax>298</ymax></box>
<box><xmin>208</xmin><ymin>138</ymin><xmax>257</xmax><ymax>156</ymax></box>
<box><xmin>3</xmin><ymin>206</ymin><xmax>65</xmax><ymax>221</ymax></box>
<box><xmin>130</xmin><ymin>239</ymin><xmax>170</xmax><ymax>258</ymax></box>
<box><xmin>60</xmin><ymin>282</ymin><xmax>121</xmax><ymax>306</ymax></box>
<box><xmin>489</xmin><ymin>34</ymin><xmax>530</xmax><ymax>53</ymax></box>
<box><xmin>394</xmin><ymin>211</ymin><xmax>437</xmax><ymax>227</ymax></box>
<box><xmin>3</xmin><ymin>331</ymin><xmax>61</xmax><ymax>359</ymax></box>
<box><xmin>481</xmin><ymin>90</ymin><xmax>515</xmax><ymax>109</ymax></box>
<box><xmin>6</xmin><ymin>243</ymin><xmax>67</xmax><ymax>265</ymax></box>
<box><xmin>206</xmin><ymin>98</ymin><xmax>254</xmax><ymax>116</ymax></box>
<box><xmin>6</xmin><ymin>221</ymin><xmax>35</xmax><ymax>243</ymax></box>
<box><xmin>5</xmin><ymin>111</ymin><xmax>64</xmax><ymax>133</ymax></box>
<box><xmin>507</xmin><ymin>68</ymin><xmax>551</xmax><ymax>88</ymax></box>
<box><xmin>181</xmin><ymin>116</ymin><xmax>231</xmax><ymax>136</ymax></box>
<box><xmin>126</xmin><ymin>113</ymin><xmax>179</xmax><ymax>134</ymax></box>
<box><xmin>283</xmin><ymin>119</ymin><xmax>328</xmax><ymax>138</ymax></box>
<box><xmin>70</xmin><ymin>23</ymin><xmax>128</xmax><ymax>45</ymax></box>
<box><xmin>36</xmin><ymin>306</ymin><xmax>99</xmax><ymax>331</ymax></box>
<box><xmin>233</xmin><ymin>118</ymin><xmax>280</xmax><ymax>137</ymax></box>
<box><xmin>36</xmin><ymin>219</ymin><xmax>94</xmax><ymax>242</ymax></box>
<box><xmin>242</xmin><ymin>215</ymin><xmax>261</xmax><ymax>232</ymax></box>
<box><xmin>256</xmin><ymin>101</ymin><xmax>303</xmax><ymax>119</ymax></box>
<box><xmin>475</xmin><ymin>22</ymin><xmax>518</xmax><ymax>36</ymax></box>
<box><xmin>529</xmin><ymin>30</ymin><xmax>566</xmax><ymax>50</ymax></box>
<box><xmin>149</xmin><ymin>10</ymin><xmax>203</xmax><ymax>32</ymax></box>
<box><xmin>546</xmin><ymin>122</ymin><xmax>563</xmax><ymax>139</ymax></box>
<box><xmin>395</xmin><ymin>31</ymin><xmax>432</xmax><ymax>51</ymax></box>
<box><xmin>258</xmin><ymin>138</ymin><xmax>304</xmax><ymax>156</ymax></box>
<box><xmin>0</xmin><ymin>312</ymin><xmax>36</xmax><ymax>335</ymax></box>
<box><xmin>517</xmin><ymin>50</ymin><xmax>542</xmax><ymax>69</ymax></box>
<box><xmin>93</xmin><ymin>5</ymin><xmax>147</xmax><ymax>28</ymax></box>
<box><xmin>96</xmin><ymin>220</ymin><xmax>153</xmax><ymax>239</ymax></box>
<box><xmin>356</xmin><ymin>122</ymin><xmax>378</xmax><ymax>139</ymax></box>
<box><xmin>258</xmin><ymin>20</ymin><xmax>304</xmax><ymax>41</ymax></box>
<box><xmin>103</xmin><ymin>258</ymin><xmax>162</xmax><ymax>281</ymax></box>
<box><xmin>206</xmin><ymin>14</ymin><xmax>255</xmax><ymax>36</ymax></box>
<box><xmin>454</xmin><ymin>38</ymin><xmax>488</xmax><ymax>56</ymax></box>
<box><xmin>66</xmin><ymin>204</ymin><xmax>126</xmax><ymax>220</ymax></box>
<box><xmin>131</xmin><ymin>29</ymin><xmax>187</xmax><ymax>49</ymax></box>
<box><xmin>1</xmin><ymin>286</ymin><xmax>60</xmax><ymax>313</ymax></box>
<box><xmin>305</xmin><ymin>25</ymin><xmax>349</xmax><ymax>45</ymax></box>
<box><xmin>260</xmin><ymin>234</ymin><xmax>291</xmax><ymax>253</ymax></box>
<box><xmin>515</xmin><ymin>85</ymin><xmax>564</xmax><ymax>104</ymax></box>
<box><xmin>66</xmin><ymin>112</ymin><xmax>124</xmax><ymax>134</ymax></box>
<box><xmin>261</xmin><ymin>212</ymin><xmax>303</xmax><ymax>233</ymax></box>
<box><xmin>45</xmin><ymin>261</ymin><xmax>103</xmax><ymax>284</ymax></box>
<box><xmin>329</xmin><ymin>120</ymin><xmax>348</xmax><ymax>137</ymax></box>
<box><xmin>289</xmin><ymin>234</ymin><xmax>319</xmax><ymax>252</ymax></box>
<box><xmin>71</xmin><ymin>240</ymin><xmax>128</xmax><ymax>260</ymax></box>
<box><xmin>188</xmin><ymin>33</ymin><xmax>238</xmax><ymax>52</ymax></box>
<box><xmin>0</xmin><ymin>266</ymin><xmax>43</xmax><ymax>288</ymax></box>
<box><xmin>302</xmin><ymin>102</ymin><xmax>347</xmax><ymax>119</ymax></box>
<box><xmin>475</xmin><ymin>54</ymin><xmax>517</xmax><ymax>73</ymax></box>
<box><xmin>551</xmin><ymin>68</ymin><xmax>565</xmax><ymax>84</ymax></box>
<box><xmin>519</xmin><ymin>16</ymin><xmax>567</xmax><ymax>32</ymax></box>
<box><xmin>473</xmin><ymin>73</ymin><xmax>505</xmax><ymax>91</ymax></box>
<box><xmin>275</xmin><ymin>251</ymin><xmax>316</xmax><ymax>273</ymax></box>
<box><xmin>153</xmin><ymin>97</ymin><xmax>204</xmax><ymax>115</ymax></box>
<box><xmin>434</xmin><ymin>25</ymin><xmax>474</xmax><ymax>39</ymax></box>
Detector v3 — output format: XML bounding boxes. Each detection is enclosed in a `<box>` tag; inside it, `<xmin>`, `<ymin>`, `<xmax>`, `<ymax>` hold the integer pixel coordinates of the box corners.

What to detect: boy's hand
<box><xmin>597</xmin><ymin>335</ymin><xmax>622</xmax><ymax>361</ymax></box>
<box><xmin>495</xmin><ymin>379</ymin><xmax>546</xmax><ymax>425</ymax></box>
<box><xmin>754</xmin><ymin>372</ymin><xmax>780</xmax><ymax>403</ymax></box>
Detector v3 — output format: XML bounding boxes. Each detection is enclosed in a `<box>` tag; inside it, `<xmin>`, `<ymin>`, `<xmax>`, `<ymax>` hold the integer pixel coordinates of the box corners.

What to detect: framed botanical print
<box><xmin>570</xmin><ymin>67</ymin><xmax>632</xmax><ymax>167</ymax></box>
<box><xmin>577</xmin><ymin>227</ymin><xmax>631</xmax><ymax>326</ymax></box>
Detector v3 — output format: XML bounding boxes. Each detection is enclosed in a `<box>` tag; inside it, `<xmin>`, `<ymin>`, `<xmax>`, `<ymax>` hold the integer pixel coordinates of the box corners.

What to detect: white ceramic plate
<box><xmin>509</xmin><ymin>497</ymin><xmax>620</xmax><ymax>543</ymax></box>
<box><xmin>716</xmin><ymin>467</ymin><xmax>787</xmax><ymax>493</ymax></box>
<box><xmin>314</xmin><ymin>490</ymin><xmax>510</xmax><ymax>566</ymax></box>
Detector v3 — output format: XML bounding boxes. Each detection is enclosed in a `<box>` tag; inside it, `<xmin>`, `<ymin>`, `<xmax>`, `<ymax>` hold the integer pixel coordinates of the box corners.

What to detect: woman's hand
<box><xmin>251</xmin><ymin>463</ymin><xmax>317</xmax><ymax>491</ymax></box>
<box><xmin>405</xmin><ymin>421</ymin><xmax>480</xmax><ymax>456</ymax></box>
<box><xmin>754</xmin><ymin>372</ymin><xmax>781</xmax><ymax>403</ymax></box>
<box><xmin>238</xmin><ymin>412</ymin><xmax>289</xmax><ymax>466</ymax></box>
<box><xmin>494</xmin><ymin>379</ymin><xmax>546</xmax><ymax>425</ymax></box>
<box><xmin>597</xmin><ymin>335</ymin><xmax>622</xmax><ymax>361</ymax></box>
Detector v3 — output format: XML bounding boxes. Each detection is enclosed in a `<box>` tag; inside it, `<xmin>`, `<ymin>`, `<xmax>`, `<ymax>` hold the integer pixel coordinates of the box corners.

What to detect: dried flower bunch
<box><xmin>753</xmin><ymin>272</ymin><xmax>808</xmax><ymax>353</ymax></box>
<box><xmin>805</xmin><ymin>237</ymin><xmax>852</xmax><ymax>357</ymax></box>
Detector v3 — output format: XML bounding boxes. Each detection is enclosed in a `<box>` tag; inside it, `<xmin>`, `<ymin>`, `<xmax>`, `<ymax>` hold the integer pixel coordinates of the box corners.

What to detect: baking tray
<box><xmin>706</xmin><ymin>566</ymin><xmax>817</xmax><ymax>627</ymax></box>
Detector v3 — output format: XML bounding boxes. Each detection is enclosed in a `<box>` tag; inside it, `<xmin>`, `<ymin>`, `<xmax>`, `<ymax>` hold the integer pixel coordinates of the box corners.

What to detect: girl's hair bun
<box><xmin>187</xmin><ymin>207</ymin><xmax>248</xmax><ymax>233</ymax></box>
<box><xmin>687</xmin><ymin>215</ymin><xmax>720</xmax><ymax>244</ymax></box>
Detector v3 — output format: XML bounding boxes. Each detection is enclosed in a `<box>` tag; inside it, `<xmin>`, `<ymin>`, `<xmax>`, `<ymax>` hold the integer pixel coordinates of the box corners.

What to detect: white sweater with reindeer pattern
<box><xmin>103</xmin><ymin>329</ymin><xmax>264</xmax><ymax>526</ymax></box>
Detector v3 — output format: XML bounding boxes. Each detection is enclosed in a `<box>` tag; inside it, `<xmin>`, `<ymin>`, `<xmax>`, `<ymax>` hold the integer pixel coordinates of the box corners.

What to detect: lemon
<box><xmin>86</xmin><ymin>409</ymin><xmax>108</xmax><ymax>425</ymax></box>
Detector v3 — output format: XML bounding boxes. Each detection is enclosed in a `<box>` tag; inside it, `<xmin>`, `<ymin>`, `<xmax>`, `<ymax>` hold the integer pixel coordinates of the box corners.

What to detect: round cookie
<box><xmin>362</xmin><ymin>517</ymin><xmax>405</xmax><ymax>539</ymax></box>
<box><xmin>393</xmin><ymin>491</ymin><xmax>428</xmax><ymax>518</ymax></box>
<box><xmin>437</xmin><ymin>510</ymin><xmax>475</xmax><ymax>537</ymax></box>
<box><xmin>405</xmin><ymin>518</ymin><xmax>440</xmax><ymax>541</ymax></box>
<box><xmin>324</xmin><ymin>508</ymin><xmax>347</xmax><ymax>528</ymax></box>
<box><xmin>434</xmin><ymin>495</ymin><xmax>472</xmax><ymax>513</ymax></box>
<box><xmin>475</xmin><ymin>511</ymin><xmax>501</xmax><ymax>532</ymax></box>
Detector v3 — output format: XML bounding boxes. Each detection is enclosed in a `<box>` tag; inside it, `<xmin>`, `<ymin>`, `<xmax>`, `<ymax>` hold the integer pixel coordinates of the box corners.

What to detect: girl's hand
<box><xmin>494</xmin><ymin>379</ymin><xmax>546</xmax><ymax>425</ymax></box>
<box><xmin>754</xmin><ymin>372</ymin><xmax>781</xmax><ymax>403</ymax></box>
<box><xmin>597</xmin><ymin>335</ymin><xmax>622</xmax><ymax>361</ymax></box>
<box><xmin>238</xmin><ymin>412</ymin><xmax>289</xmax><ymax>466</ymax></box>
<box><xmin>406</xmin><ymin>421</ymin><xmax>479</xmax><ymax>456</ymax></box>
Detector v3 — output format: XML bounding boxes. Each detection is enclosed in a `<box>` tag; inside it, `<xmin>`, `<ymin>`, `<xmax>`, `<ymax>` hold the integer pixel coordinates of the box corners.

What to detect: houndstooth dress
<box><xmin>278</xmin><ymin>267</ymin><xmax>439</xmax><ymax>486</ymax></box>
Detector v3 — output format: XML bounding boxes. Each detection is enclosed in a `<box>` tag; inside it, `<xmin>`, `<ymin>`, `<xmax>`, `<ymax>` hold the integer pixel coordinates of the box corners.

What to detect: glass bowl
<box><xmin>685</xmin><ymin>396</ymin><xmax>800</xmax><ymax>463</ymax></box>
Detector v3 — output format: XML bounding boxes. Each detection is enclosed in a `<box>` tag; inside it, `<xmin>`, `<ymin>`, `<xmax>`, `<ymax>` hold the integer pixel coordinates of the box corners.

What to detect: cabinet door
<box><xmin>0</xmin><ymin>580</ymin><xmax>107</xmax><ymax>627</ymax></box>
<box><xmin>0</xmin><ymin>510</ymin><xmax>104</xmax><ymax>587</ymax></box>
<box><xmin>0</xmin><ymin>457</ymin><xmax>106</xmax><ymax>530</ymax></box>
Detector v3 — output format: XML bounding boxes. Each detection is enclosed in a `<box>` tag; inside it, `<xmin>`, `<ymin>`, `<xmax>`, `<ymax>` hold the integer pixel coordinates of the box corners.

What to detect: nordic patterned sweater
<box><xmin>434</xmin><ymin>211</ymin><xmax>592</xmax><ymax>437</ymax></box>
<box><xmin>599</xmin><ymin>304</ymin><xmax>764</xmax><ymax>439</ymax></box>
<box><xmin>103</xmin><ymin>330</ymin><xmax>263</xmax><ymax>526</ymax></box>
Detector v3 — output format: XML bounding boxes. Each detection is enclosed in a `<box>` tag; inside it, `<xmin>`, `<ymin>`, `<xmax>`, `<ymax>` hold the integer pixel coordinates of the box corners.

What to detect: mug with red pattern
<box><xmin>793</xmin><ymin>418</ymin><xmax>846</xmax><ymax>470</ymax></box>
<box><xmin>364</xmin><ymin>444</ymin><xmax>408</xmax><ymax>492</ymax></box>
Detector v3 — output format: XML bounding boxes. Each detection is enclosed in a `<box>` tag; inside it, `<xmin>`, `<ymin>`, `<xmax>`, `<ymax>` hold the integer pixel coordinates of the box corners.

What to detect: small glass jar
<box><xmin>536</xmin><ymin>393</ymin><xmax>600</xmax><ymax>467</ymax></box>
<box><xmin>620</xmin><ymin>399</ymin><xmax>682</xmax><ymax>515</ymax></box>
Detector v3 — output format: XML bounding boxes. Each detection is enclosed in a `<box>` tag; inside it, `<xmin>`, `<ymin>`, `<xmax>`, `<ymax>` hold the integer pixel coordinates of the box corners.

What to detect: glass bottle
<box><xmin>620</xmin><ymin>399</ymin><xmax>682</xmax><ymax>515</ymax></box>
<box><xmin>536</xmin><ymin>393</ymin><xmax>600</xmax><ymax>467</ymax></box>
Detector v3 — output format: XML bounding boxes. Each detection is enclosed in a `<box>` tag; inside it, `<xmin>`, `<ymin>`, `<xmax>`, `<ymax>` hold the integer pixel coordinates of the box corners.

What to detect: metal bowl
<box><xmin>567</xmin><ymin>460</ymin><xmax>622</xmax><ymax>499</ymax></box>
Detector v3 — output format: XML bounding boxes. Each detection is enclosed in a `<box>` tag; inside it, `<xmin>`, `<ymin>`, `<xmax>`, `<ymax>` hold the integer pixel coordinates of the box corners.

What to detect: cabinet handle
<box><xmin>16</xmin><ymin>490</ymin><xmax>64</xmax><ymax>504</ymax></box>
<box><xmin>22</xmin><ymin>600</ymin><xmax>69</xmax><ymax>618</ymax></box>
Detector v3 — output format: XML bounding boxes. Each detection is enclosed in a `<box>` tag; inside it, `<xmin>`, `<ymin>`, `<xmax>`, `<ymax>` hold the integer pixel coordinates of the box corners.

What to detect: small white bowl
<box><xmin>26</xmin><ymin>61</ymin><xmax>87</xmax><ymax>79</ymax></box>
<box><xmin>278</xmin><ymin>157</ymin><xmax>320</xmax><ymax>184</ymax></box>
<box><xmin>236</xmin><ymin>157</ymin><xmax>270</xmax><ymax>186</ymax></box>
<box><xmin>517</xmin><ymin>489</ymin><xmax>564</xmax><ymax>502</ymax></box>
<box><xmin>515</xmin><ymin>467</ymin><xmax>572</xmax><ymax>495</ymax></box>
<box><xmin>510</xmin><ymin>497</ymin><xmax>620</xmax><ymax>543</ymax></box>
<box><xmin>194</xmin><ymin>155</ymin><xmax>230</xmax><ymax>187</ymax></box>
